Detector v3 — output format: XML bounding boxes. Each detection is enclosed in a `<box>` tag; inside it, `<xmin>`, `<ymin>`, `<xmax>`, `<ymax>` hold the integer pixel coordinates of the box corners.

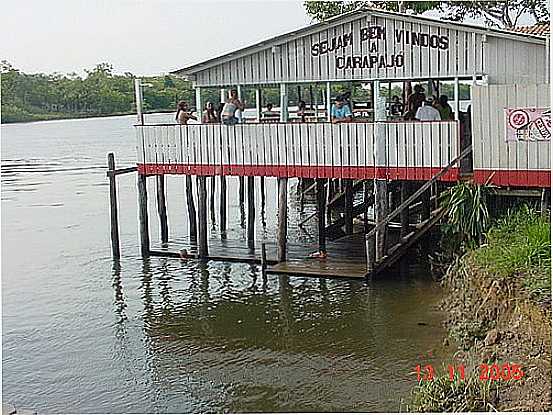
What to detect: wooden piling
<box><xmin>210</xmin><ymin>175</ymin><xmax>216</xmax><ymax>227</ymax></box>
<box><xmin>107</xmin><ymin>153</ymin><xmax>120</xmax><ymax>259</ymax></box>
<box><xmin>156</xmin><ymin>175</ymin><xmax>169</xmax><ymax>245</ymax></box>
<box><xmin>239</xmin><ymin>176</ymin><xmax>245</xmax><ymax>207</ymax></box>
<box><xmin>421</xmin><ymin>183</ymin><xmax>431</xmax><ymax>220</ymax></box>
<box><xmin>220</xmin><ymin>175</ymin><xmax>227</xmax><ymax>236</ymax></box>
<box><xmin>137</xmin><ymin>173</ymin><xmax>150</xmax><ymax>258</ymax></box>
<box><xmin>344</xmin><ymin>179</ymin><xmax>354</xmax><ymax>235</ymax></box>
<box><xmin>400</xmin><ymin>181</ymin><xmax>410</xmax><ymax>238</ymax></box>
<box><xmin>374</xmin><ymin>179</ymin><xmax>388</xmax><ymax>261</ymax></box>
<box><xmin>247</xmin><ymin>176</ymin><xmax>255</xmax><ymax>246</ymax></box>
<box><xmin>197</xmin><ymin>176</ymin><xmax>208</xmax><ymax>258</ymax></box>
<box><xmin>261</xmin><ymin>242</ymin><xmax>267</xmax><ymax>274</ymax></box>
<box><xmin>185</xmin><ymin>175</ymin><xmax>198</xmax><ymax>242</ymax></box>
<box><xmin>365</xmin><ymin>233</ymin><xmax>376</xmax><ymax>273</ymax></box>
<box><xmin>277</xmin><ymin>178</ymin><xmax>288</xmax><ymax>262</ymax></box>
<box><xmin>363</xmin><ymin>180</ymin><xmax>371</xmax><ymax>233</ymax></box>
<box><xmin>260</xmin><ymin>177</ymin><xmax>266</xmax><ymax>212</ymax></box>
<box><xmin>316</xmin><ymin>178</ymin><xmax>327</xmax><ymax>253</ymax></box>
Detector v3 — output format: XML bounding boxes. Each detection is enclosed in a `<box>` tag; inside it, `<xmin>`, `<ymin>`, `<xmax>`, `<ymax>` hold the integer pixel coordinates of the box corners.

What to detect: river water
<box><xmin>2</xmin><ymin>114</ymin><xmax>450</xmax><ymax>413</ymax></box>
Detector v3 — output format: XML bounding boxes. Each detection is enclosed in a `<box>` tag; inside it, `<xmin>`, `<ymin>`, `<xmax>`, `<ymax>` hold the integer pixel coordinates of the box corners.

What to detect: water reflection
<box><xmin>126</xmin><ymin>256</ymin><xmax>450</xmax><ymax>413</ymax></box>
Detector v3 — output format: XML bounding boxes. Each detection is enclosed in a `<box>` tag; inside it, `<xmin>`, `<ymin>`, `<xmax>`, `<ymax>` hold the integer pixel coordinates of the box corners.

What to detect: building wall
<box><xmin>192</xmin><ymin>13</ymin><xmax>488</xmax><ymax>86</ymax></box>
<box><xmin>485</xmin><ymin>37</ymin><xmax>549</xmax><ymax>85</ymax></box>
<box><xmin>190</xmin><ymin>13</ymin><xmax>545</xmax><ymax>87</ymax></box>
<box><xmin>472</xmin><ymin>83</ymin><xmax>550</xmax><ymax>188</ymax></box>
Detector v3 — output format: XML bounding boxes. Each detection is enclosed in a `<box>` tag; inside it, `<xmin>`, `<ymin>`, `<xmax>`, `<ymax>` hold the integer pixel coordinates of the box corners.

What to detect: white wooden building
<box><xmin>136</xmin><ymin>8</ymin><xmax>550</xmax><ymax>188</ymax></box>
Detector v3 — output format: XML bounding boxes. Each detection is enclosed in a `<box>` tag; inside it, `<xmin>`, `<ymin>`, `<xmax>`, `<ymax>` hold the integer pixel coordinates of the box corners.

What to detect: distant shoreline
<box><xmin>1</xmin><ymin>109</ymin><xmax>176</xmax><ymax>125</ymax></box>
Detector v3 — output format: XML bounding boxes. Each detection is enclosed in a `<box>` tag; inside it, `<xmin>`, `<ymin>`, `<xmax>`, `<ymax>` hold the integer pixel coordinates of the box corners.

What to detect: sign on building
<box><xmin>505</xmin><ymin>107</ymin><xmax>551</xmax><ymax>141</ymax></box>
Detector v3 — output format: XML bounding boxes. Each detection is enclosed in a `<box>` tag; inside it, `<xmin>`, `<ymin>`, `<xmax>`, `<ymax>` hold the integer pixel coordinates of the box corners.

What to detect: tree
<box><xmin>304</xmin><ymin>0</ymin><xmax>549</xmax><ymax>28</ymax></box>
<box><xmin>444</xmin><ymin>0</ymin><xmax>549</xmax><ymax>28</ymax></box>
<box><xmin>303</xmin><ymin>1</ymin><xmax>441</xmax><ymax>21</ymax></box>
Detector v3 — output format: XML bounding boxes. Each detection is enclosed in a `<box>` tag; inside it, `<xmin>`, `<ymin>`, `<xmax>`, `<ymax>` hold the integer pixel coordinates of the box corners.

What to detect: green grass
<box><xmin>472</xmin><ymin>206</ymin><xmax>551</xmax><ymax>302</ymax></box>
<box><xmin>406</xmin><ymin>372</ymin><xmax>500</xmax><ymax>412</ymax></box>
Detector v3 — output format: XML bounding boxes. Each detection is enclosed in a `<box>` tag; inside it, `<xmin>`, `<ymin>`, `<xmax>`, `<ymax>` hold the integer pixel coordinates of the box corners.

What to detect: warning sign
<box><xmin>505</xmin><ymin>107</ymin><xmax>551</xmax><ymax>141</ymax></box>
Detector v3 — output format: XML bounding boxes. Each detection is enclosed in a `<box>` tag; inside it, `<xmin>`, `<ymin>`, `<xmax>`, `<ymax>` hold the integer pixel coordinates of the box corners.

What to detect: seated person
<box><xmin>415</xmin><ymin>98</ymin><xmax>442</xmax><ymax>121</ymax></box>
<box><xmin>389</xmin><ymin>95</ymin><xmax>404</xmax><ymax>119</ymax></box>
<box><xmin>297</xmin><ymin>100</ymin><xmax>307</xmax><ymax>122</ymax></box>
<box><xmin>262</xmin><ymin>103</ymin><xmax>280</xmax><ymax>120</ymax></box>
<box><xmin>330</xmin><ymin>96</ymin><xmax>353</xmax><ymax>123</ymax></box>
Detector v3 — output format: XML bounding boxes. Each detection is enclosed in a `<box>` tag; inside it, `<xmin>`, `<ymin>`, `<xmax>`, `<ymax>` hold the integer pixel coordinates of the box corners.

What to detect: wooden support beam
<box><xmin>209</xmin><ymin>175</ymin><xmax>216</xmax><ymax>227</ymax></box>
<box><xmin>156</xmin><ymin>175</ymin><xmax>169</xmax><ymax>245</ymax></box>
<box><xmin>363</xmin><ymin>180</ymin><xmax>371</xmax><ymax>234</ymax></box>
<box><xmin>185</xmin><ymin>175</ymin><xmax>197</xmax><ymax>242</ymax></box>
<box><xmin>247</xmin><ymin>176</ymin><xmax>255</xmax><ymax>246</ymax></box>
<box><xmin>317</xmin><ymin>178</ymin><xmax>327</xmax><ymax>253</ymax></box>
<box><xmin>220</xmin><ymin>175</ymin><xmax>227</xmax><ymax>236</ymax></box>
<box><xmin>239</xmin><ymin>176</ymin><xmax>245</xmax><ymax>227</ymax></box>
<box><xmin>400</xmin><ymin>181</ymin><xmax>410</xmax><ymax>238</ymax></box>
<box><xmin>374</xmin><ymin>179</ymin><xmax>388</xmax><ymax>261</ymax></box>
<box><xmin>344</xmin><ymin>179</ymin><xmax>354</xmax><ymax>235</ymax></box>
<box><xmin>197</xmin><ymin>176</ymin><xmax>208</xmax><ymax>258</ymax></box>
<box><xmin>137</xmin><ymin>173</ymin><xmax>150</xmax><ymax>258</ymax></box>
<box><xmin>107</xmin><ymin>153</ymin><xmax>120</xmax><ymax>259</ymax></box>
<box><xmin>260</xmin><ymin>176</ymin><xmax>266</xmax><ymax>207</ymax></box>
<box><xmin>277</xmin><ymin>178</ymin><xmax>288</xmax><ymax>262</ymax></box>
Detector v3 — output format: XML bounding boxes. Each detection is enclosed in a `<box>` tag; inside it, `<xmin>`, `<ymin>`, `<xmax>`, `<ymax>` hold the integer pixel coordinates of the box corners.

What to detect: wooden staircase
<box><xmin>364</xmin><ymin>145</ymin><xmax>473</xmax><ymax>278</ymax></box>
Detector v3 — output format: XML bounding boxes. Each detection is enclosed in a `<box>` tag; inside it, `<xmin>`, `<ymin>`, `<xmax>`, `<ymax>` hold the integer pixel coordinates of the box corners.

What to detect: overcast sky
<box><xmin>1</xmin><ymin>0</ymin><xmax>311</xmax><ymax>76</ymax></box>
<box><xmin>1</xmin><ymin>0</ymin><xmax>537</xmax><ymax>77</ymax></box>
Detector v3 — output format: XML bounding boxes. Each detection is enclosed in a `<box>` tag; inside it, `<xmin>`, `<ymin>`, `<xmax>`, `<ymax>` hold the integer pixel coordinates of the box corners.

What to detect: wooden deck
<box><xmin>150</xmin><ymin>234</ymin><xmax>369</xmax><ymax>279</ymax></box>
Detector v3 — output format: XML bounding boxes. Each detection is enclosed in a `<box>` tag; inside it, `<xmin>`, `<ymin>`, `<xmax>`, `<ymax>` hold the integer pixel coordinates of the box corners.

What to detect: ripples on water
<box><xmin>2</xmin><ymin>114</ymin><xmax>451</xmax><ymax>413</ymax></box>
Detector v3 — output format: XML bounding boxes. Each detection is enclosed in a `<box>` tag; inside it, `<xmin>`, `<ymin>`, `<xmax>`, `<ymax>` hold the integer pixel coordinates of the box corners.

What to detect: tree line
<box><xmin>1</xmin><ymin>61</ymin><xmax>195</xmax><ymax>123</ymax></box>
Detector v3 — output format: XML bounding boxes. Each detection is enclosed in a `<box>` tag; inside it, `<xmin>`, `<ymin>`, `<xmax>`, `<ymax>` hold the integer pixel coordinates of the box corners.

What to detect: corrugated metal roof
<box><xmin>172</xmin><ymin>8</ymin><xmax>548</xmax><ymax>76</ymax></box>
<box><xmin>511</xmin><ymin>22</ymin><xmax>549</xmax><ymax>37</ymax></box>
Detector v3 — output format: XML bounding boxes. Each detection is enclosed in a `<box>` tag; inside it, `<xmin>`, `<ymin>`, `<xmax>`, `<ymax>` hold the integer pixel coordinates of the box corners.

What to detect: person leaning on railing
<box><xmin>176</xmin><ymin>100</ymin><xmax>198</xmax><ymax>124</ymax></box>
<box><xmin>330</xmin><ymin>95</ymin><xmax>353</xmax><ymax>123</ymax></box>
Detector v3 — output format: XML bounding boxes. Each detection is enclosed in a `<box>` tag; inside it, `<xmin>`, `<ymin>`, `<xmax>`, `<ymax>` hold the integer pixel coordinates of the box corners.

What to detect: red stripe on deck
<box><xmin>138</xmin><ymin>164</ymin><xmax>459</xmax><ymax>182</ymax></box>
<box><xmin>474</xmin><ymin>169</ymin><xmax>551</xmax><ymax>188</ymax></box>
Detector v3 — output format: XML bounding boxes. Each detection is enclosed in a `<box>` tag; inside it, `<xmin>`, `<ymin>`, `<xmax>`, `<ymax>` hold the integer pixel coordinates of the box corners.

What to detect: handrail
<box><xmin>135</xmin><ymin>120</ymin><xmax>460</xmax><ymax>127</ymax></box>
<box><xmin>365</xmin><ymin>144</ymin><xmax>473</xmax><ymax>241</ymax></box>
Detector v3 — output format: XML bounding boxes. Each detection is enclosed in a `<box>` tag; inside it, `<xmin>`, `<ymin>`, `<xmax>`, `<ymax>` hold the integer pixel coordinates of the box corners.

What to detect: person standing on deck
<box><xmin>415</xmin><ymin>98</ymin><xmax>441</xmax><ymax>121</ymax></box>
<box><xmin>435</xmin><ymin>95</ymin><xmax>454</xmax><ymax>121</ymax></box>
<box><xmin>202</xmin><ymin>102</ymin><xmax>218</xmax><ymax>123</ymax></box>
<box><xmin>176</xmin><ymin>101</ymin><xmax>197</xmax><ymax>124</ymax></box>
<box><xmin>330</xmin><ymin>96</ymin><xmax>353</xmax><ymax>123</ymax></box>
<box><xmin>404</xmin><ymin>85</ymin><xmax>426</xmax><ymax>120</ymax></box>
<box><xmin>221</xmin><ymin>89</ymin><xmax>245</xmax><ymax>125</ymax></box>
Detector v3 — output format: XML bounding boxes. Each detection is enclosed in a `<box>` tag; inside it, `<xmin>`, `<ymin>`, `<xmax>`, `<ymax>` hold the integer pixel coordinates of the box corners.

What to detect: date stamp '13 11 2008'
<box><xmin>415</xmin><ymin>363</ymin><xmax>525</xmax><ymax>382</ymax></box>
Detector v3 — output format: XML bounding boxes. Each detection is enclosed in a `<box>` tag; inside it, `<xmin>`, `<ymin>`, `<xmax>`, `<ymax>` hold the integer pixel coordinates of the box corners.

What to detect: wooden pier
<box><xmin>107</xmin><ymin>8</ymin><xmax>550</xmax><ymax>280</ymax></box>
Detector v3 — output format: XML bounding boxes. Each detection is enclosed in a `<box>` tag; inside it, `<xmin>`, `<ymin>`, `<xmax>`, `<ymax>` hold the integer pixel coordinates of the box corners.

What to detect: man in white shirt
<box><xmin>415</xmin><ymin>99</ymin><xmax>441</xmax><ymax>121</ymax></box>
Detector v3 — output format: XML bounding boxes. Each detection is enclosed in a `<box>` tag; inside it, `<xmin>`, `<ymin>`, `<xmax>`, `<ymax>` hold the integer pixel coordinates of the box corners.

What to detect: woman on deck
<box><xmin>176</xmin><ymin>101</ymin><xmax>197</xmax><ymax>124</ymax></box>
<box><xmin>202</xmin><ymin>102</ymin><xmax>218</xmax><ymax>123</ymax></box>
<box><xmin>221</xmin><ymin>89</ymin><xmax>245</xmax><ymax>125</ymax></box>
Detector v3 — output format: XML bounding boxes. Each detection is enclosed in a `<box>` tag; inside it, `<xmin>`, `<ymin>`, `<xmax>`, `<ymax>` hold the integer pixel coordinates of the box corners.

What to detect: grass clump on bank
<box><xmin>406</xmin><ymin>373</ymin><xmax>500</xmax><ymax>412</ymax></box>
<box><xmin>472</xmin><ymin>206</ymin><xmax>551</xmax><ymax>303</ymax></box>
